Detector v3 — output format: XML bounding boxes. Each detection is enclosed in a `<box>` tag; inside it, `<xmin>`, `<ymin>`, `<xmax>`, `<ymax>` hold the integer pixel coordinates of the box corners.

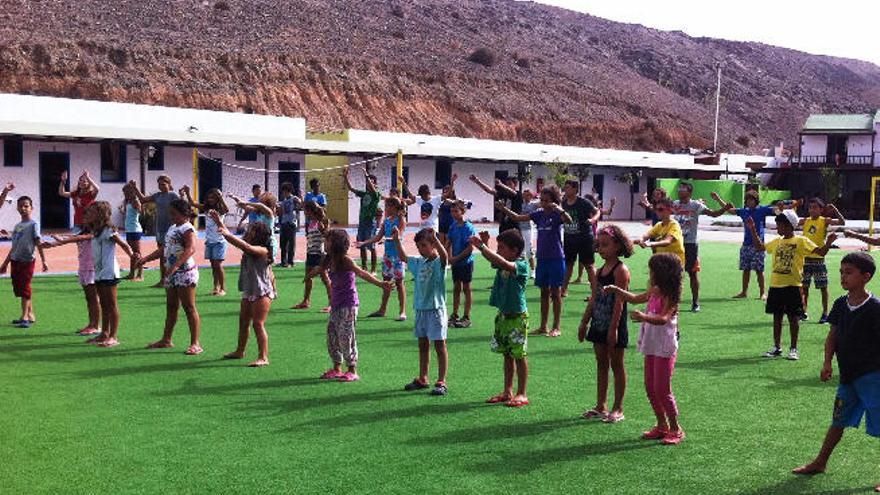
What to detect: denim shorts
<box><xmin>414</xmin><ymin>308</ymin><xmax>448</xmax><ymax>341</ymax></box>
<box><xmin>205</xmin><ymin>241</ymin><xmax>227</xmax><ymax>261</ymax></box>
<box><xmin>832</xmin><ymin>371</ymin><xmax>880</xmax><ymax>437</ymax></box>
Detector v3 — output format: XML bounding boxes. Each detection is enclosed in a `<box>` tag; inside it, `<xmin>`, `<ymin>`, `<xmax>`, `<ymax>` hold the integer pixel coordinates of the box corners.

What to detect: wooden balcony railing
<box><xmin>791</xmin><ymin>155</ymin><xmax>874</xmax><ymax>167</ymax></box>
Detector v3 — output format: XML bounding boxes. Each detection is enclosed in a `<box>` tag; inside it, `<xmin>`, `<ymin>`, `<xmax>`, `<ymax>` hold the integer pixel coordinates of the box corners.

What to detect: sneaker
<box><xmin>16</xmin><ymin>320</ymin><xmax>32</xmax><ymax>329</ymax></box>
<box><xmin>456</xmin><ymin>317</ymin><xmax>471</xmax><ymax>328</ymax></box>
<box><xmin>430</xmin><ymin>383</ymin><xmax>448</xmax><ymax>396</ymax></box>
<box><xmin>818</xmin><ymin>314</ymin><xmax>829</xmax><ymax>324</ymax></box>
<box><xmin>339</xmin><ymin>372</ymin><xmax>360</xmax><ymax>382</ymax></box>
<box><xmin>404</xmin><ymin>379</ymin><xmax>429</xmax><ymax>391</ymax></box>
<box><xmin>641</xmin><ymin>426</ymin><xmax>668</xmax><ymax>440</ymax></box>
<box><xmin>448</xmin><ymin>314</ymin><xmax>460</xmax><ymax>327</ymax></box>
<box><xmin>691</xmin><ymin>303</ymin><xmax>701</xmax><ymax>313</ymax></box>
<box><xmin>763</xmin><ymin>347</ymin><xmax>782</xmax><ymax>358</ymax></box>
<box><xmin>661</xmin><ymin>429</ymin><xmax>685</xmax><ymax>445</ymax></box>
<box><xmin>787</xmin><ymin>348</ymin><xmax>800</xmax><ymax>361</ymax></box>
<box><xmin>800</xmin><ymin>312</ymin><xmax>808</xmax><ymax>321</ymax></box>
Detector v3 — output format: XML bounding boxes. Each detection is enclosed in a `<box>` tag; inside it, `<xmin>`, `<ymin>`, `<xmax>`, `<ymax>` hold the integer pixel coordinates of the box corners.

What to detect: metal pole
<box><xmin>713</xmin><ymin>65</ymin><xmax>721</xmax><ymax>152</ymax></box>
<box><xmin>263</xmin><ymin>149</ymin><xmax>270</xmax><ymax>191</ymax></box>
<box><xmin>139</xmin><ymin>144</ymin><xmax>148</xmax><ymax>194</ymax></box>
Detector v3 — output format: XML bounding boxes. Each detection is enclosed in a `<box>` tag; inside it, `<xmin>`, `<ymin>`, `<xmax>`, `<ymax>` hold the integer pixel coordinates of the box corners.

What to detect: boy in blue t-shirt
<box><xmin>714</xmin><ymin>190</ymin><xmax>778</xmax><ymax>300</ymax></box>
<box><xmin>446</xmin><ymin>200</ymin><xmax>476</xmax><ymax>328</ymax></box>
<box><xmin>393</xmin><ymin>227</ymin><xmax>449</xmax><ymax>396</ymax></box>
<box><xmin>471</xmin><ymin>228</ymin><xmax>531</xmax><ymax>408</ymax></box>
<box><xmin>793</xmin><ymin>253</ymin><xmax>880</xmax><ymax>490</ymax></box>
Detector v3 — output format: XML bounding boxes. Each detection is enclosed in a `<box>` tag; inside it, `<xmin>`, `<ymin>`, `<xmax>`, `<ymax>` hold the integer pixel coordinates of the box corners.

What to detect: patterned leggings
<box><xmin>327</xmin><ymin>306</ymin><xmax>359</xmax><ymax>367</ymax></box>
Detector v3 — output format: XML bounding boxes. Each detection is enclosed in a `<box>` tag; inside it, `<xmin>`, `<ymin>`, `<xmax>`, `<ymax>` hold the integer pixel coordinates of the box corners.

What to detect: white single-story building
<box><xmin>0</xmin><ymin>93</ymin><xmax>756</xmax><ymax>231</ymax></box>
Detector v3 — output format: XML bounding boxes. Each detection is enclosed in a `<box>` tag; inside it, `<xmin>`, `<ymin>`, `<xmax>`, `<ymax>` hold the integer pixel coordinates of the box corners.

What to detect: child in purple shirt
<box><xmin>498</xmin><ymin>185</ymin><xmax>571</xmax><ymax>337</ymax></box>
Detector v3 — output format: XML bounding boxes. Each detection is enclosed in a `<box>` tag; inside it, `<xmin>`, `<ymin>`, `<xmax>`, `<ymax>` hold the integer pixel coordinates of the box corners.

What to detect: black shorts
<box><xmin>564</xmin><ymin>236</ymin><xmax>595</xmax><ymax>267</ymax></box>
<box><xmin>586</xmin><ymin>322</ymin><xmax>628</xmax><ymax>348</ymax></box>
<box><xmin>306</xmin><ymin>253</ymin><xmax>324</xmax><ymax>269</ymax></box>
<box><xmin>765</xmin><ymin>286</ymin><xmax>804</xmax><ymax>316</ymax></box>
<box><xmin>684</xmin><ymin>243</ymin><xmax>701</xmax><ymax>273</ymax></box>
<box><xmin>439</xmin><ymin>221</ymin><xmax>452</xmax><ymax>235</ymax></box>
<box><xmin>95</xmin><ymin>278</ymin><xmax>120</xmax><ymax>287</ymax></box>
<box><xmin>452</xmin><ymin>263</ymin><xmax>474</xmax><ymax>283</ymax></box>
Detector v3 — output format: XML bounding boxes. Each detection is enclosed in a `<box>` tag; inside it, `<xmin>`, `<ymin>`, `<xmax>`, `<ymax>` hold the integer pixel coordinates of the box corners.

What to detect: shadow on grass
<box><xmin>153</xmin><ymin>376</ymin><xmax>326</xmax><ymax>398</ymax></box>
<box><xmin>735</xmin><ymin>476</ymin><xmax>871</xmax><ymax>495</ymax></box>
<box><xmin>676</xmin><ymin>356</ymin><xmax>765</xmax><ymax>372</ymax></box>
<box><xmin>408</xmin><ymin>417</ymin><xmax>585</xmax><ymax>446</ymax></box>
<box><xmin>283</xmin><ymin>400</ymin><xmax>482</xmax><ymax>428</ymax></box>
<box><xmin>470</xmin><ymin>438</ymin><xmax>659</xmax><ymax>474</ymax></box>
<box><xmin>527</xmin><ymin>347</ymin><xmax>587</xmax><ymax>358</ymax></box>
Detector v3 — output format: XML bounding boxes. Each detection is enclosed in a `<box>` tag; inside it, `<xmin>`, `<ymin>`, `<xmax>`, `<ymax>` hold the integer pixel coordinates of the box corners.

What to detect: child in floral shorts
<box><xmin>471</xmin><ymin>228</ymin><xmax>530</xmax><ymax>408</ymax></box>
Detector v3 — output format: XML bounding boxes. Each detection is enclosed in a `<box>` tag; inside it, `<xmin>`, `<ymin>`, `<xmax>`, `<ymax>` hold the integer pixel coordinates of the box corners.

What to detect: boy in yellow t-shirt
<box><xmin>637</xmin><ymin>198</ymin><xmax>685</xmax><ymax>267</ymax></box>
<box><xmin>798</xmin><ymin>198</ymin><xmax>845</xmax><ymax>323</ymax></box>
<box><xmin>748</xmin><ymin>210</ymin><xmax>836</xmax><ymax>361</ymax></box>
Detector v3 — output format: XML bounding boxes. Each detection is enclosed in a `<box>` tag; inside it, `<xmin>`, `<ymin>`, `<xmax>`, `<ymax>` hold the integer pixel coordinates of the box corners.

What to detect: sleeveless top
<box><xmin>330</xmin><ymin>270</ymin><xmax>358</xmax><ymax>309</ymax></box>
<box><xmin>238</xmin><ymin>252</ymin><xmax>275</xmax><ymax>300</ymax></box>
<box><xmin>637</xmin><ymin>293</ymin><xmax>679</xmax><ymax>358</ymax></box>
<box><xmin>124</xmin><ymin>204</ymin><xmax>142</xmax><ymax>233</ymax></box>
<box><xmin>589</xmin><ymin>261</ymin><xmax>627</xmax><ymax>336</ymax></box>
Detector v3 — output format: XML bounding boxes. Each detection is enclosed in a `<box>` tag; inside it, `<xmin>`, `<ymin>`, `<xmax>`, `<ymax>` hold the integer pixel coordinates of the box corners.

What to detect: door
<box><xmin>278</xmin><ymin>161</ymin><xmax>300</xmax><ymax>195</ymax></box>
<box><xmin>39</xmin><ymin>152</ymin><xmax>71</xmax><ymax>229</ymax></box>
<box><xmin>827</xmin><ymin>135</ymin><xmax>848</xmax><ymax>165</ymax></box>
<box><xmin>198</xmin><ymin>157</ymin><xmax>223</xmax><ymax>198</ymax></box>
<box><xmin>592</xmin><ymin>174</ymin><xmax>605</xmax><ymax>201</ymax></box>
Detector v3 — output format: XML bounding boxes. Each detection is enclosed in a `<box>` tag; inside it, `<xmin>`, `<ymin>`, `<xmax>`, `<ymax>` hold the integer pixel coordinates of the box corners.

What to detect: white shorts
<box><xmin>521</xmin><ymin>228</ymin><xmax>534</xmax><ymax>259</ymax></box>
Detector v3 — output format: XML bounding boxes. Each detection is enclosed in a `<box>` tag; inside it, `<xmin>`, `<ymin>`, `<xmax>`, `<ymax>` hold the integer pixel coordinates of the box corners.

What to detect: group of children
<box><xmin>8</xmin><ymin>171</ymin><xmax>880</xmax><ymax>484</ymax></box>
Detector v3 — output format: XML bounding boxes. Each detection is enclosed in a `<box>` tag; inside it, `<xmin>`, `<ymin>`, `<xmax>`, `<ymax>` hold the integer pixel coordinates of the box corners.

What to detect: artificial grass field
<box><xmin>2</xmin><ymin>241</ymin><xmax>878</xmax><ymax>494</ymax></box>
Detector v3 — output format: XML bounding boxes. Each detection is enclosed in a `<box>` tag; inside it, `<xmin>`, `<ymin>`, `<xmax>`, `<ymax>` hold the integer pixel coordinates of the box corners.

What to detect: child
<box><xmin>637</xmin><ymin>197</ymin><xmax>685</xmax><ymax>268</ymax></box>
<box><xmin>121</xmin><ymin>183</ymin><xmax>144</xmax><ymax>281</ymax></box>
<box><xmin>396</xmin><ymin>227</ymin><xmax>450</xmax><ymax>395</ymax></box>
<box><xmin>603</xmin><ymin>253</ymin><xmax>685</xmax><ymax>445</ymax></box>
<box><xmin>210</xmin><ymin>210</ymin><xmax>276</xmax><ymax>367</ymax></box>
<box><xmin>470</xmin><ymin>228</ymin><xmax>530</xmax><ymax>407</ymax></box>
<box><xmin>747</xmin><ymin>210</ymin><xmax>836</xmax><ymax>360</ymax></box>
<box><xmin>520</xmin><ymin>189</ymin><xmax>538</xmax><ymax>277</ymax></box>
<box><xmin>798</xmin><ymin>198</ymin><xmax>845</xmax><ymax>323</ymax></box>
<box><xmin>137</xmin><ymin>199</ymin><xmax>203</xmax><ymax>355</ymax></box>
<box><xmin>446</xmin><ymin>200</ymin><xmax>476</xmax><ymax>328</ymax></box>
<box><xmin>292</xmin><ymin>200</ymin><xmax>332</xmax><ymax>312</ymax></box>
<box><xmin>638</xmin><ymin>187</ymin><xmax>667</xmax><ymax>225</ymax></box>
<box><xmin>359</xmin><ymin>197</ymin><xmax>408</xmax><ymax>321</ymax></box>
<box><xmin>181</xmin><ymin>186</ymin><xmax>229</xmax><ymax>296</ymax></box>
<box><xmin>437</xmin><ymin>174</ymin><xmax>459</xmax><ymax>246</ymax></box>
<box><xmin>561</xmin><ymin>179</ymin><xmax>599</xmax><ymax>299</ymax></box>
<box><xmin>792</xmin><ymin>253</ymin><xmax>880</xmax><ymax>489</ymax></box>
<box><xmin>0</xmin><ymin>196</ymin><xmax>48</xmax><ymax>328</ymax></box>
<box><xmin>578</xmin><ymin>225</ymin><xmax>633</xmax><ymax>423</ymax></box>
<box><xmin>498</xmin><ymin>185</ymin><xmax>572</xmax><ymax>338</ymax></box>
<box><xmin>400</xmin><ymin>179</ymin><xmax>443</xmax><ymax>230</ymax></box>
<box><xmin>344</xmin><ymin>167</ymin><xmax>382</xmax><ymax>273</ymax></box>
<box><xmin>42</xmin><ymin>226</ymin><xmax>101</xmax><ymax>336</ymax></box>
<box><xmin>718</xmin><ymin>190</ymin><xmax>775</xmax><ymax>300</ymax></box>
<box><xmin>59</xmin><ymin>170</ymin><xmax>99</xmax><ymax>232</ymax></box>
<box><xmin>230</xmin><ymin>192</ymin><xmax>278</xmax><ymax>264</ymax></box>
<box><xmin>278</xmin><ymin>182</ymin><xmax>302</xmax><ymax>268</ymax></box>
<box><xmin>313</xmin><ymin>229</ymin><xmax>391</xmax><ymax>382</ymax></box>
<box><xmin>128</xmin><ymin>176</ymin><xmax>180</xmax><ymax>288</ymax></box>
<box><xmin>672</xmin><ymin>183</ymin><xmax>728</xmax><ymax>312</ymax></box>
<box><xmin>85</xmin><ymin>201</ymin><xmax>134</xmax><ymax>347</ymax></box>
<box><xmin>237</xmin><ymin>184</ymin><xmax>263</xmax><ymax>232</ymax></box>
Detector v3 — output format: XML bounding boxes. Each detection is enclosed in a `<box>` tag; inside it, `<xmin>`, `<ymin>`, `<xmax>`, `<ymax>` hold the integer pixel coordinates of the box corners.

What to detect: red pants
<box><xmin>11</xmin><ymin>260</ymin><xmax>35</xmax><ymax>299</ymax></box>
<box><xmin>644</xmin><ymin>354</ymin><xmax>678</xmax><ymax>418</ymax></box>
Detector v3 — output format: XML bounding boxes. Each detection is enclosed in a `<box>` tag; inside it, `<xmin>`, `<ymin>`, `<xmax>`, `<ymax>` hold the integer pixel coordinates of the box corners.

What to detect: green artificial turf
<box><xmin>2</xmin><ymin>242</ymin><xmax>879</xmax><ymax>494</ymax></box>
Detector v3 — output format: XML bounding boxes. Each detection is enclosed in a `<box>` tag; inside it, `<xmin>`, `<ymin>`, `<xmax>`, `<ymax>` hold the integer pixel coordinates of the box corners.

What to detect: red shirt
<box><xmin>70</xmin><ymin>189</ymin><xmax>97</xmax><ymax>226</ymax></box>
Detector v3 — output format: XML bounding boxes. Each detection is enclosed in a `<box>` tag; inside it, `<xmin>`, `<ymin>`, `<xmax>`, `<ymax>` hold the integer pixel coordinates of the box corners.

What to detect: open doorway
<box><xmin>39</xmin><ymin>152</ymin><xmax>70</xmax><ymax>230</ymax></box>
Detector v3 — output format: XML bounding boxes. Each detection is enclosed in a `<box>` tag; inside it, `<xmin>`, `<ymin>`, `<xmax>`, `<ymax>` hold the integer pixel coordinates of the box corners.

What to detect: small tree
<box><xmin>543</xmin><ymin>159</ymin><xmax>574</xmax><ymax>187</ymax></box>
<box><xmin>819</xmin><ymin>167</ymin><xmax>843</xmax><ymax>201</ymax></box>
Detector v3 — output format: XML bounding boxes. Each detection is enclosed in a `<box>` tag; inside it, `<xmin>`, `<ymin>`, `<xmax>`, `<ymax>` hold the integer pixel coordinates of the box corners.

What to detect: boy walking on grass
<box><xmin>0</xmin><ymin>196</ymin><xmax>48</xmax><ymax>328</ymax></box>
<box><xmin>798</xmin><ymin>198</ymin><xmax>845</xmax><ymax>323</ymax></box>
<box><xmin>747</xmin><ymin>210</ymin><xmax>835</xmax><ymax>361</ymax></box>
<box><xmin>446</xmin><ymin>200</ymin><xmax>476</xmax><ymax>328</ymax></box>
<box><xmin>395</xmin><ymin>227</ymin><xmax>450</xmax><ymax>396</ymax></box>
<box><xmin>793</xmin><ymin>253</ymin><xmax>880</xmax><ymax>492</ymax></box>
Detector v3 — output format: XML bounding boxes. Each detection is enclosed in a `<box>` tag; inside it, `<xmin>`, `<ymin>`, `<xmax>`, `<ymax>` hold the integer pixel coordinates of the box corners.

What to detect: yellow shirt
<box><xmin>802</xmin><ymin>216</ymin><xmax>828</xmax><ymax>259</ymax></box>
<box><xmin>765</xmin><ymin>235</ymin><xmax>818</xmax><ymax>287</ymax></box>
<box><xmin>647</xmin><ymin>219</ymin><xmax>685</xmax><ymax>267</ymax></box>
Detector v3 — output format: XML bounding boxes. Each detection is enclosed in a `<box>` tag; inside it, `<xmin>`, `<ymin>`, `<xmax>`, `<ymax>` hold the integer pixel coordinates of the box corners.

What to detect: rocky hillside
<box><xmin>1</xmin><ymin>0</ymin><xmax>879</xmax><ymax>152</ymax></box>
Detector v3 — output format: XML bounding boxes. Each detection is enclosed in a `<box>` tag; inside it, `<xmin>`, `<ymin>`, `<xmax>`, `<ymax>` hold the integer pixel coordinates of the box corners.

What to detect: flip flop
<box><xmin>529</xmin><ymin>329</ymin><xmax>549</xmax><ymax>336</ymax></box>
<box><xmin>603</xmin><ymin>412</ymin><xmax>625</xmax><ymax>423</ymax></box>
<box><xmin>367</xmin><ymin>311</ymin><xmax>385</xmax><ymax>318</ymax></box>
<box><xmin>292</xmin><ymin>302</ymin><xmax>310</xmax><ymax>310</ymax></box>
<box><xmin>98</xmin><ymin>339</ymin><xmax>119</xmax><ymax>348</ymax></box>
<box><xmin>184</xmin><ymin>345</ymin><xmax>203</xmax><ymax>356</ymax></box>
<box><xmin>222</xmin><ymin>352</ymin><xmax>244</xmax><ymax>360</ymax></box>
<box><xmin>506</xmin><ymin>398</ymin><xmax>530</xmax><ymax>408</ymax></box>
<box><xmin>146</xmin><ymin>341</ymin><xmax>173</xmax><ymax>349</ymax></box>
<box><xmin>581</xmin><ymin>408</ymin><xmax>607</xmax><ymax>420</ymax></box>
<box><xmin>486</xmin><ymin>394</ymin><xmax>512</xmax><ymax>404</ymax></box>
<box><xmin>247</xmin><ymin>359</ymin><xmax>269</xmax><ymax>367</ymax></box>
<box><xmin>547</xmin><ymin>329</ymin><xmax>562</xmax><ymax>338</ymax></box>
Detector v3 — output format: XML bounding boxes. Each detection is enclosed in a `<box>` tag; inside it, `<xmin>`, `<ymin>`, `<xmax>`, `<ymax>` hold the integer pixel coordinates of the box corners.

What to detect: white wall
<box><xmin>847</xmin><ymin>134</ymin><xmax>873</xmax><ymax>159</ymax></box>
<box><xmin>0</xmin><ymin>138</ymin><xmax>304</xmax><ymax>231</ymax></box>
<box><xmin>801</xmin><ymin>135</ymin><xmax>827</xmax><ymax>157</ymax></box>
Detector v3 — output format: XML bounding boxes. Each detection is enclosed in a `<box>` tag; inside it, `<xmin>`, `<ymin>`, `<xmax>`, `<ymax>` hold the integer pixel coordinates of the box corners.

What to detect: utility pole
<box><xmin>713</xmin><ymin>64</ymin><xmax>722</xmax><ymax>153</ymax></box>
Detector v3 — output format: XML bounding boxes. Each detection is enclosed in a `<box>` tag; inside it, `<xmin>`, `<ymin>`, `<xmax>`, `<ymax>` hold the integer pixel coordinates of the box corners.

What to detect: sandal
<box><xmin>529</xmin><ymin>328</ymin><xmax>549</xmax><ymax>336</ymax></box>
<box><xmin>581</xmin><ymin>408</ymin><xmax>608</xmax><ymax>420</ymax></box>
<box><xmin>222</xmin><ymin>352</ymin><xmax>244</xmax><ymax>360</ymax></box>
<box><xmin>320</xmin><ymin>369</ymin><xmax>344</xmax><ymax>380</ymax></box>
<box><xmin>98</xmin><ymin>338</ymin><xmax>119</xmax><ymax>348</ymax></box>
<box><xmin>292</xmin><ymin>302</ymin><xmax>310</xmax><ymax>310</ymax></box>
<box><xmin>506</xmin><ymin>398</ymin><xmax>530</xmax><ymax>408</ymax></box>
<box><xmin>486</xmin><ymin>394</ymin><xmax>512</xmax><ymax>404</ymax></box>
<box><xmin>367</xmin><ymin>311</ymin><xmax>385</xmax><ymax>318</ymax></box>
<box><xmin>404</xmin><ymin>379</ymin><xmax>429</xmax><ymax>391</ymax></box>
<box><xmin>641</xmin><ymin>426</ymin><xmax>668</xmax><ymax>440</ymax></box>
<box><xmin>320</xmin><ymin>306</ymin><xmax>332</xmax><ymax>313</ymax></box>
<box><xmin>146</xmin><ymin>340</ymin><xmax>173</xmax><ymax>349</ymax></box>
<box><xmin>603</xmin><ymin>411</ymin><xmax>625</xmax><ymax>423</ymax></box>
<box><xmin>547</xmin><ymin>329</ymin><xmax>562</xmax><ymax>338</ymax></box>
<box><xmin>247</xmin><ymin>359</ymin><xmax>269</xmax><ymax>367</ymax></box>
<box><xmin>184</xmin><ymin>345</ymin><xmax>203</xmax><ymax>356</ymax></box>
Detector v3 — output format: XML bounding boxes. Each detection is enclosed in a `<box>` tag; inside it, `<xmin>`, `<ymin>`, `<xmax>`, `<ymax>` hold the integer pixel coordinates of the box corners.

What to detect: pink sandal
<box><xmin>184</xmin><ymin>345</ymin><xmax>203</xmax><ymax>356</ymax></box>
<box><xmin>320</xmin><ymin>369</ymin><xmax>344</xmax><ymax>380</ymax></box>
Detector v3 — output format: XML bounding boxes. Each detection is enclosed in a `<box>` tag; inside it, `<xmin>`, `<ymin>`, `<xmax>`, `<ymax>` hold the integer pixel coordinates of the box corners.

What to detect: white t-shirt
<box><xmin>205</xmin><ymin>214</ymin><xmax>223</xmax><ymax>244</ymax></box>
<box><xmin>416</xmin><ymin>196</ymin><xmax>443</xmax><ymax>229</ymax></box>
<box><xmin>91</xmin><ymin>228</ymin><xmax>120</xmax><ymax>281</ymax></box>
<box><xmin>164</xmin><ymin>222</ymin><xmax>197</xmax><ymax>271</ymax></box>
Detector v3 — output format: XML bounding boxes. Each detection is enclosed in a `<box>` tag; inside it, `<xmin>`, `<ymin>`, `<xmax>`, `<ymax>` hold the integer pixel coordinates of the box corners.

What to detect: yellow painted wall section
<box><xmin>306</xmin><ymin>130</ymin><xmax>349</xmax><ymax>225</ymax></box>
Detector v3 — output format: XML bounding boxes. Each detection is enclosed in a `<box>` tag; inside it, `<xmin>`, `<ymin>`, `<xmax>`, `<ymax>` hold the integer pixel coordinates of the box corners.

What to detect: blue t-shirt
<box><xmin>448</xmin><ymin>220</ymin><xmax>476</xmax><ymax>267</ymax></box>
<box><xmin>383</xmin><ymin>217</ymin><xmax>401</xmax><ymax>259</ymax></box>
<box><xmin>530</xmin><ymin>209</ymin><xmax>564</xmax><ymax>260</ymax></box>
<box><xmin>305</xmin><ymin>192</ymin><xmax>327</xmax><ymax>207</ymax></box>
<box><xmin>489</xmin><ymin>258</ymin><xmax>530</xmax><ymax>314</ymax></box>
<box><xmin>438</xmin><ymin>202</ymin><xmax>453</xmax><ymax>231</ymax></box>
<box><xmin>736</xmin><ymin>205</ymin><xmax>775</xmax><ymax>246</ymax></box>
<box><xmin>247</xmin><ymin>196</ymin><xmax>260</xmax><ymax>224</ymax></box>
<box><xmin>407</xmin><ymin>256</ymin><xmax>446</xmax><ymax>311</ymax></box>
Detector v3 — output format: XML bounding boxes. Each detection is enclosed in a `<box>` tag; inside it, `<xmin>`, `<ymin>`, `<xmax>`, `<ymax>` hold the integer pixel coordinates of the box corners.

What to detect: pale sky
<box><xmin>531</xmin><ymin>0</ymin><xmax>880</xmax><ymax>66</ymax></box>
